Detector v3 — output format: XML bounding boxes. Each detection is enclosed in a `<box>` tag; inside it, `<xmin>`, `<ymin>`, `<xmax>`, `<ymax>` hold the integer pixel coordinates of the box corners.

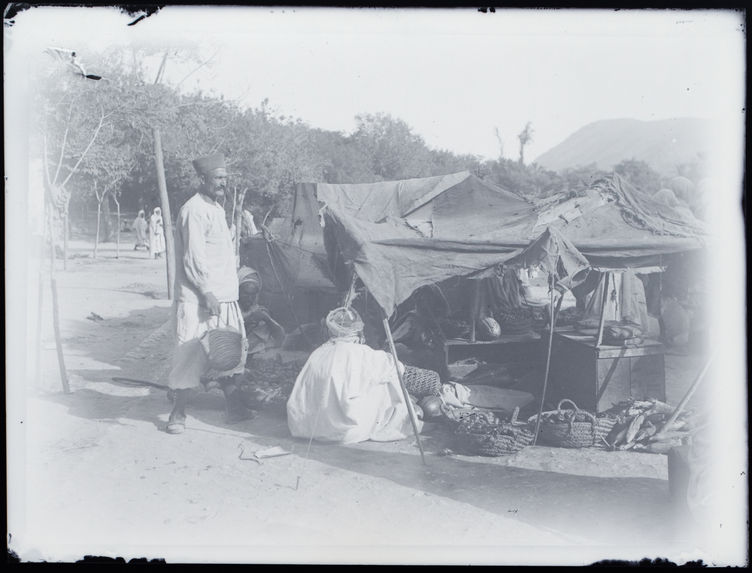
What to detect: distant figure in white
<box><xmin>148</xmin><ymin>207</ymin><xmax>165</xmax><ymax>259</ymax></box>
<box><xmin>133</xmin><ymin>210</ymin><xmax>149</xmax><ymax>252</ymax></box>
<box><xmin>287</xmin><ymin>306</ymin><xmax>422</xmax><ymax>444</ymax></box>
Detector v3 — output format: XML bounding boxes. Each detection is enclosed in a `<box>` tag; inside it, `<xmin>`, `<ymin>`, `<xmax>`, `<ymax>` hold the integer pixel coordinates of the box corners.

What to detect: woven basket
<box><xmin>403</xmin><ymin>365</ymin><xmax>441</xmax><ymax>399</ymax></box>
<box><xmin>528</xmin><ymin>399</ymin><xmax>616</xmax><ymax>449</ymax></box>
<box><xmin>454</xmin><ymin>408</ymin><xmax>535</xmax><ymax>456</ymax></box>
<box><xmin>200</xmin><ymin>327</ymin><xmax>244</xmax><ymax>372</ymax></box>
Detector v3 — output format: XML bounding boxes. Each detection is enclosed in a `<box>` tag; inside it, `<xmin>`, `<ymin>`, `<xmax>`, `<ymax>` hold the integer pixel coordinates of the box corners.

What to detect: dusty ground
<box><xmin>11</xmin><ymin>233</ymin><xmax>717</xmax><ymax>565</ymax></box>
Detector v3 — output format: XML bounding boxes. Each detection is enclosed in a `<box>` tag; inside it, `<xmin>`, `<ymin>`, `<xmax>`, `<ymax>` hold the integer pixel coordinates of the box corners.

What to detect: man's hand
<box><xmin>204</xmin><ymin>291</ymin><xmax>221</xmax><ymax>316</ymax></box>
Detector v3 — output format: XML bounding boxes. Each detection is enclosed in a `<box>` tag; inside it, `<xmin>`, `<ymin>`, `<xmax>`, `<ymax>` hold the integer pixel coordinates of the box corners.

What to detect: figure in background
<box><xmin>133</xmin><ymin>210</ymin><xmax>149</xmax><ymax>252</ymax></box>
<box><xmin>149</xmin><ymin>207</ymin><xmax>166</xmax><ymax>259</ymax></box>
<box><xmin>237</xmin><ymin>266</ymin><xmax>285</xmax><ymax>356</ymax></box>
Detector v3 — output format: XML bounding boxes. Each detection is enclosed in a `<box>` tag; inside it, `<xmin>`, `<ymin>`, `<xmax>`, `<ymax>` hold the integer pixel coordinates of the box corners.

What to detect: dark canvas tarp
<box><xmin>243</xmin><ymin>171</ymin><xmax>534</xmax><ymax>323</ymax></box>
<box><xmin>322</xmin><ymin>173</ymin><xmax>708</xmax><ymax>316</ymax></box>
<box><xmin>529</xmin><ymin>174</ymin><xmax>707</xmax><ymax>267</ymax></box>
<box><xmin>291</xmin><ymin>170</ymin><xmax>534</xmax><ymax>245</ymax></box>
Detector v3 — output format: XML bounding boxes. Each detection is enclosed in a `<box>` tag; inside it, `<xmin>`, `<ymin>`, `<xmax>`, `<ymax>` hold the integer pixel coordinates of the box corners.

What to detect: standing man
<box><xmin>166</xmin><ymin>153</ymin><xmax>255</xmax><ymax>434</ymax></box>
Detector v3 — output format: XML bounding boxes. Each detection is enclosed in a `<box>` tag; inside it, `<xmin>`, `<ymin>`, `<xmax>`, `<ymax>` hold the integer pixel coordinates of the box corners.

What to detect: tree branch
<box><xmin>60</xmin><ymin>108</ymin><xmax>107</xmax><ymax>189</ymax></box>
<box><xmin>53</xmin><ymin>99</ymin><xmax>75</xmax><ymax>185</ymax></box>
<box><xmin>154</xmin><ymin>51</ymin><xmax>168</xmax><ymax>85</ymax></box>
<box><xmin>43</xmin><ymin>132</ymin><xmax>52</xmax><ymax>190</ymax></box>
<box><xmin>176</xmin><ymin>48</ymin><xmax>219</xmax><ymax>88</ymax></box>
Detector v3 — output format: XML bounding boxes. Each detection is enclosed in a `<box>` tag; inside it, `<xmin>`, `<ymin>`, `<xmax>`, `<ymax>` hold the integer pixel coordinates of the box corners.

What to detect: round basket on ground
<box><xmin>527</xmin><ymin>399</ymin><xmax>616</xmax><ymax>449</ymax></box>
<box><xmin>200</xmin><ymin>327</ymin><xmax>244</xmax><ymax>372</ymax></box>
<box><xmin>454</xmin><ymin>408</ymin><xmax>534</xmax><ymax>456</ymax></box>
<box><xmin>402</xmin><ymin>365</ymin><xmax>441</xmax><ymax>399</ymax></box>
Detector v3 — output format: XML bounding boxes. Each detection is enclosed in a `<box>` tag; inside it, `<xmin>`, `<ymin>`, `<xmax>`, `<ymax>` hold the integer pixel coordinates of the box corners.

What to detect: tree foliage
<box><xmin>37</xmin><ymin>50</ymin><xmax>687</xmax><ymax>239</ymax></box>
<box><xmin>613</xmin><ymin>159</ymin><xmax>663</xmax><ymax>195</ymax></box>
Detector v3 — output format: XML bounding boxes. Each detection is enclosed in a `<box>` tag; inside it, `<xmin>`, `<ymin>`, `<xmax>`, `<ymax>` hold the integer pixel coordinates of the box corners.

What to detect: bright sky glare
<box><xmin>5</xmin><ymin>6</ymin><xmax>745</xmax><ymax>161</ymax></box>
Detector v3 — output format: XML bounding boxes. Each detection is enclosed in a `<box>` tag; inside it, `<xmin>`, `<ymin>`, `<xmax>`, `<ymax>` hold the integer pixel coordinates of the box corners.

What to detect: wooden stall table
<box><xmin>547</xmin><ymin>328</ymin><xmax>666</xmax><ymax>413</ymax></box>
<box><xmin>443</xmin><ymin>332</ymin><xmax>541</xmax><ymax>369</ymax></box>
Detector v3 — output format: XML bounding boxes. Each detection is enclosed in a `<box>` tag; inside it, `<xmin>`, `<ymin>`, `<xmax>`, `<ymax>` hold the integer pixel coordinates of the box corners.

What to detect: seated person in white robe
<box><xmin>286</xmin><ymin>307</ymin><xmax>422</xmax><ymax>444</ymax></box>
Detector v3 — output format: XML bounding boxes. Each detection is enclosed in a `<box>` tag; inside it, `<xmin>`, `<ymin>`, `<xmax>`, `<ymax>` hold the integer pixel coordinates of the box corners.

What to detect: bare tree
<box><xmin>43</xmin><ymin>105</ymin><xmax>110</xmax><ymax>268</ymax></box>
<box><xmin>517</xmin><ymin>121</ymin><xmax>534</xmax><ymax>165</ymax></box>
<box><xmin>494</xmin><ymin>126</ymin><xmax>505</xmax><ymax>160</ymax></box>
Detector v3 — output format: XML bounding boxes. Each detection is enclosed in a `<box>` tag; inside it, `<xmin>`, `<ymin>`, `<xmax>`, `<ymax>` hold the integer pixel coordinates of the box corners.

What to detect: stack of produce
<box><xmin>602</xmin><ymin>399</ymin><xmax>694</xmax><ymax>453</ymax></box>
<box><xmin>494</xmin><ymin>307</ymin><xmax>534</xmax><ymax>335</ymax></box>
<box><xmin>239</xmin><ymin>356</ymin><xmax>305</xmax><ymax>410</ymax></box>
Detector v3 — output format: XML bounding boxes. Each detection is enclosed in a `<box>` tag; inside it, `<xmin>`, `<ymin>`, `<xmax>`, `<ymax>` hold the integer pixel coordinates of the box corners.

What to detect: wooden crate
<box><xmin>548</xmin><ymin>331</ymin><xmax>666</xmax><ymax>413</ymax></box>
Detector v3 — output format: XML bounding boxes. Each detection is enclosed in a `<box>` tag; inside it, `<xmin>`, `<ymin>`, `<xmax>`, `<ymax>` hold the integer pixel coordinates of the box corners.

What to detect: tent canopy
<box><xmin>291</xmin><ymin>171</ymin><xmax>534</xmax><ymax>248</ymax></box>
<box><xmin>322</xmin><ymin>173</ymin><xmax>708</xmax><ymax>316</ymax></box>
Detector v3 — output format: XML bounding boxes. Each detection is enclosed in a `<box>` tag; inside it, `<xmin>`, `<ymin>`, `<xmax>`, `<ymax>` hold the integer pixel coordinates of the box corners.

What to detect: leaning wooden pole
<box><xmin>654</xmin><ymin>353</ymin><xmax>716</xmax><ymax>440</ymax></box>
<box><xmin>382</xmin><ymin>315</ymin><xmax>426</xmax><ymax>465</ymax></box>
<box><xmin>532</xmin><ymin>275</ymin><xmax>558</xmax><ymax>446</ymax></box>
<box><xmin>153</xmin><ymin>127</ymin><xmax>175</xmax><ymax>299</ymax></box>
<box><xmin>48</xmin><ymin>209</ymin><xmax>70</xmax><ymax>393</ymax></box>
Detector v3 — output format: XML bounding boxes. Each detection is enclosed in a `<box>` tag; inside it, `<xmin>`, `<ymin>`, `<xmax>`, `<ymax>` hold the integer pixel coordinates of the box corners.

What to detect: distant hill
<box><xmin>534</xmin><ymin>118</ymin><xmax>712</xmax><ymax>176</ymax></box>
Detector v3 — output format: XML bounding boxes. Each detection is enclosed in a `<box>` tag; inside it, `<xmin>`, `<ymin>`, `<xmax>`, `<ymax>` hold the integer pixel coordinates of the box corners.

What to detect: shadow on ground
<box><xmin>39</xmin><ymin>378</ymin><xmax>683</xmax><ymax>549</ymax></box>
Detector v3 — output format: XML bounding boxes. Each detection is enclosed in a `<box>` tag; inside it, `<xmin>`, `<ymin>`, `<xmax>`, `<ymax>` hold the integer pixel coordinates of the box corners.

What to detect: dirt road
<box><xmin>10</xmin><ymin>234</ymin><xmax>715</xmax><ymax>565</ymax></box>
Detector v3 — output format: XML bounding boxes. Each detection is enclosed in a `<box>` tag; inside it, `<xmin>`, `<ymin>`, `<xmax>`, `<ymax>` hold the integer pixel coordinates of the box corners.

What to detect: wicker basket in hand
<box><xmin>454</xmin><ymin>408</ymin><xmax>535</xmax><ymax>456</ymax></box>
<box><xmin>200</xmin><ymin>327</ymin><xmax>244</xmax><ymax>372</ymax></box>
<box><xmin>402</xmin><ymin>365</ymin><xmax>441</xmax><ymax>399</ymax></box>
<box><xmin>528</xmin><ymin>399</ymin><xmax>616</xmax><ymax>449</ymax></box>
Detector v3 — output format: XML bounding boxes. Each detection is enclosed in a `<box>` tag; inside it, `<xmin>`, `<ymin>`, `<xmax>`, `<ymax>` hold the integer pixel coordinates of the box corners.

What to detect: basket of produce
<box><xmin>602</xmin><ymin>399</ymin><xmax>694</xmax><ymax>453</ymax></box>
<box><xmin>527</xmin><ymin>399</ymin><xmax>617</xmax><ymax>449</ymax></box>
<box><xmin>454</xmin><ymin>408</ymin><xmax>535</xmax><ymax>456</ymax></box>
<box><xmin>403</xmin><ymin>365</ymin><xmax>442</xmax><ymax>399</ymax></box>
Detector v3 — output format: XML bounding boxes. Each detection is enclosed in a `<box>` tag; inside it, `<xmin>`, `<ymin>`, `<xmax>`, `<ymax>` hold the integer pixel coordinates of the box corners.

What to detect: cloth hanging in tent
<box><xmin>582</xmin><ymin>269</ymin><xmax>650</xmax><ymax>335</ymax></box>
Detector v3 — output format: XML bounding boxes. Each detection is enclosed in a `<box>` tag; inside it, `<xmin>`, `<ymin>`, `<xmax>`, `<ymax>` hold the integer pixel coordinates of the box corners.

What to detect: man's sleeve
<box><xmin>179</xmin><ymin>210</ymin><xmax>212</xmax><ymax>295</ymax></box>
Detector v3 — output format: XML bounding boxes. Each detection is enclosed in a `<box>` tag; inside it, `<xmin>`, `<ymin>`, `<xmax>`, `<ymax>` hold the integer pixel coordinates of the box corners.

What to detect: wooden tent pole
<box><xmin>532</xmin><ymin>275</ymin><xmax>558</xmax><ymax>446</ymax></box>
<box><xmin>382</xmin><ymin>315</ymin><xmax>426</xmax><ymax>465</ymax></box>
<box><xmin>153</xmin><ymin>127</ymin><xmax>175</xmax><ymax>300</ymax></box>
<box><xmin>470</xmin><ymin>279</ymin><xmax>480</xmax><ymax>342</ymax></box>
<box><xmin>595</xmin><ymin>271</ymin><xmax>611</xmax><ymax>347</ymax></box>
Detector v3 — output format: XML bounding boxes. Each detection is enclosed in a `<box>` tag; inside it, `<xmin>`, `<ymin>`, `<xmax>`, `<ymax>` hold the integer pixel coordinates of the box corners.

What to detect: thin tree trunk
<box><xmin>48</xmin><ymin>207</ymin><xmax>56</xmax><ymax>285</ymax></box>
<box><xmin>102</xmin><ymin>193</ymin><xmax>113</xmax><ymax>242</ymax></box>
<box><xmin>113</xmin><ymin>195</ymin><xmax>121</xmax><ymax>259</ymax></box>
<box><xmin>63</xmin><ymin>208</ymin><xmax>69</xmax><ymax>271</ymax></box>
<box><xmin>94</xmin><ymin>201</ymin><xmax>101</xmax><ymax>259</ymax></box>
<box><xmin>153</xmin><ymin>127</ymin><xmax>175</xmax><ymax>299</ymax></box>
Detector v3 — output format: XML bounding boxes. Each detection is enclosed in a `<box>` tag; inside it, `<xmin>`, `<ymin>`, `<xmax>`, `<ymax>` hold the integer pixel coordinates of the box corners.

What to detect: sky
<box><xmin>4</xmin><ymin>6</ymin><xmax>745</xmax><ymax>161</ymax></box>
